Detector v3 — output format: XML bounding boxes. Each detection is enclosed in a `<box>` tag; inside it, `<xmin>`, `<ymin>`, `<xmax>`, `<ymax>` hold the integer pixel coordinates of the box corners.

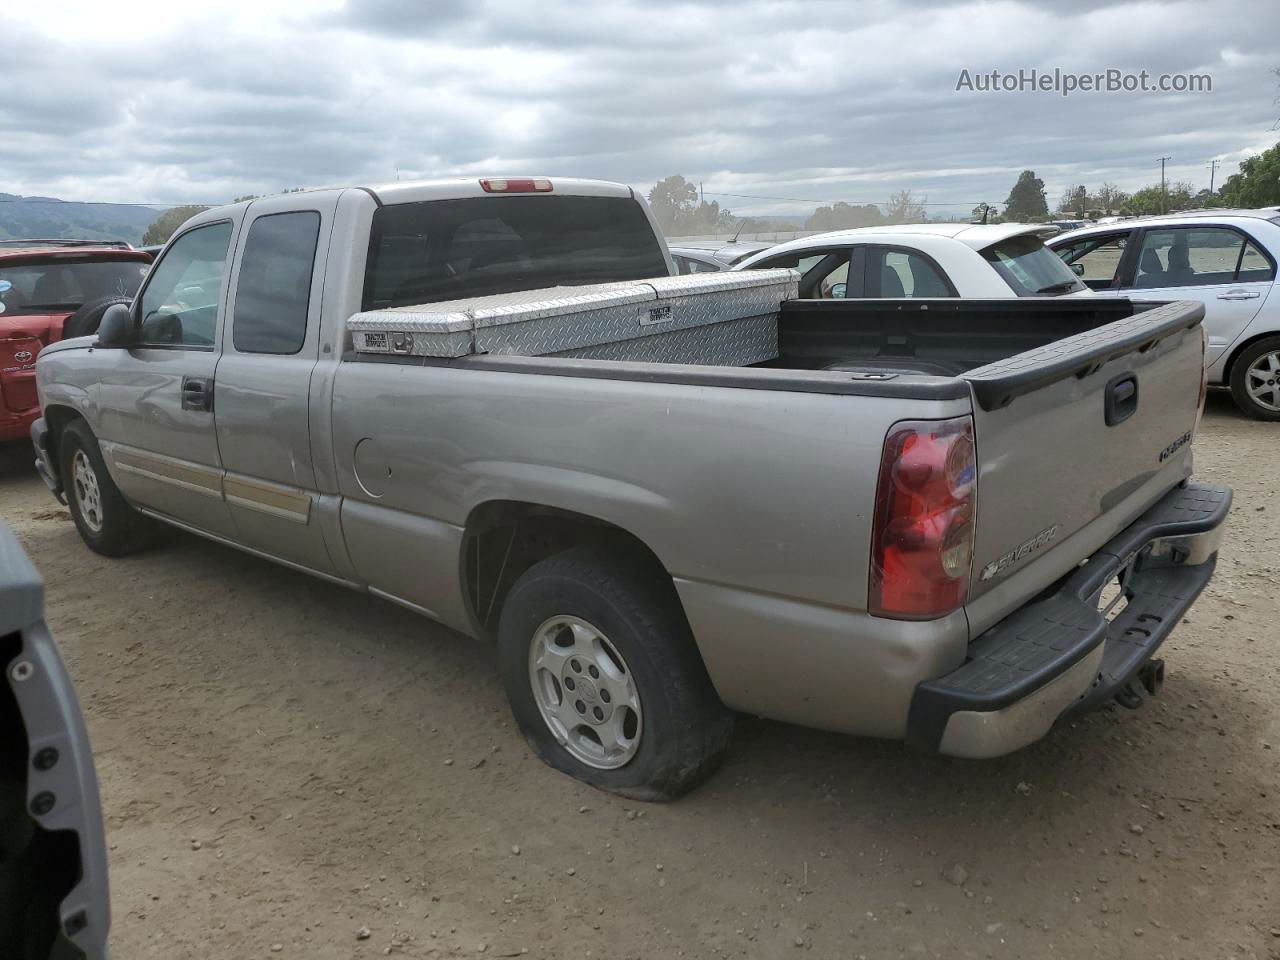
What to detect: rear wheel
<box><xmin>497</xmin><ymin>547</ymin><xmax>733</xmax><ymax>801</ymax></box>
<box><xmin>1229</xmin><ymin>336</ymin><xmax>1280</xmax><ymax>421</ymax></box>
<box><xmin>59</xmin><ymin>419</ymin><xmax>162</xmax><ymax>556</ymax></box>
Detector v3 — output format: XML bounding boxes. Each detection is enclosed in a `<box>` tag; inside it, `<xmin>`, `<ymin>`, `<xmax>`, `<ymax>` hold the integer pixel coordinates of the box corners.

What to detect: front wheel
<box><xmin>497</xmin><ymin>547</ymin><xmax>733</xmax><ymax>801</ymax></box>
<box><xmin>1229</xmin><ymin>336</ymin><xmax>1280</xmax><ymax>421</ymax></box>
<box><xmin>59</xmin><ymin>419</ymin><xmax>163</xmax><ymax>556</ymax></box>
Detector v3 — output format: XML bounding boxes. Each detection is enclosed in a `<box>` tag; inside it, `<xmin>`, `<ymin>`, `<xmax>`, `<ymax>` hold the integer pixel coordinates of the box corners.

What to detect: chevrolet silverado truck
<box><xmin>0</xmin><ymin>241</ymin><xmax>152</xmax><ymax>444</ymax></box>
<box><xmin>31</xmin><ymin>177</ymin><xmax>1230</xmax><ymax>800</ymax></box>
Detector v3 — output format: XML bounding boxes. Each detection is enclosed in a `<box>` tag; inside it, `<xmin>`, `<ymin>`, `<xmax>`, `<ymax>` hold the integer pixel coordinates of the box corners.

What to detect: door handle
<box><xmin>1104</xmin><ymin>373</ymin><xmax>1139</xmax><ymax>426</ymax></box>
<box><xmin>181</xmin><ymin>377</ymin><xmax>214</xmax><ymax>412</ymax></box>
<box><xmin>1217</xmin><ymin>290</ymin><xmax>1260</xmax><ymax>300</ymax></box>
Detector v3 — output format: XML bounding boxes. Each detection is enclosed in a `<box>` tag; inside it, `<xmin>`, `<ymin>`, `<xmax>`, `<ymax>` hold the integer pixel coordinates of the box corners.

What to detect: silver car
<box><xmin>1050</xmin><ymin>209</ymin><xmax>1280</xmax><ymax>419</ymax></box>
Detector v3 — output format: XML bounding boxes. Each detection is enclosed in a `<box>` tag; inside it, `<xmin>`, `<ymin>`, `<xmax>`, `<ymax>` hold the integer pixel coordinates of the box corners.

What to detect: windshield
<box><xmin>0</xmin><ymin>258</ymin><xmax>149</xmax><ymax>316</ymax></box>
<box><xmin>362</xmin><ymin>195</ymin><xmax>670</xmax><ymax>309</ymax></box>
<box><xmin>980</xmin><ymin>235</ymin><xmax>1086</xmax><ymax>296</ymax></box>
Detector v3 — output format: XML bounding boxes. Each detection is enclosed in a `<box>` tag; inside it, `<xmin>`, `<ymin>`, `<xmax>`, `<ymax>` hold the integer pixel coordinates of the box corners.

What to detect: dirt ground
<box><xmin>2</xmin><ymin>393</ymin><xmax>1278</xmax><ymax>960</ymax></box>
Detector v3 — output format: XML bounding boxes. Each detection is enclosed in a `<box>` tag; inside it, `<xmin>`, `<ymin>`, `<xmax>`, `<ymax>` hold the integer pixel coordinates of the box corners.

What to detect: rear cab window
<box><xmin>981</xmin><ymin>234</ymin><xmax>1087</xmax><ymax>296</ymax></box>
<box><xmin>362</xmin><ymin>196</ymin><xmax>670</xmax><ymax>309</ymax></box>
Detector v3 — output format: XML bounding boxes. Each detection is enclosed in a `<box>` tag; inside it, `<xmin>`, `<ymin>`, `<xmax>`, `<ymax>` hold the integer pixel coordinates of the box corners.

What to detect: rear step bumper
<box><xmin>905</xmin><ymin>480</ymin><xmax>1231</xmax><ymax>759</ymax></box>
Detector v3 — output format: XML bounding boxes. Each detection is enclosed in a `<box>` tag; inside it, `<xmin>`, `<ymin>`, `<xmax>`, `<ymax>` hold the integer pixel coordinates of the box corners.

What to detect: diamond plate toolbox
<box><xmin>347</xmin><ymin>268</ymin><xmax>798</xmax><ymax>366</ymax></box>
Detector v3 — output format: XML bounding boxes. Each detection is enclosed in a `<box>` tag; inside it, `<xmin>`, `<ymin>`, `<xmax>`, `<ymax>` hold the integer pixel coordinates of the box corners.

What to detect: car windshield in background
<box><xmin>363</xmin><ymin>196</ymin><xmax>670</xmax><ymax>309</ymax></box>
<box><xmin>0</xmin><ymin>259</ymin><xmax>149</xmax><ymax>316</ymax></box>
<box><xmin>981</xmin><ymin>235</ymin><xmax>1086</xmax><ymax>296</ymax></box>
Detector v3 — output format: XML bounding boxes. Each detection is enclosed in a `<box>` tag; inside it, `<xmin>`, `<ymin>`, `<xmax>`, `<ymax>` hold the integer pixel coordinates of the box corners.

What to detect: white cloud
<box><xmin>0</xmin><ymin>0</ymin><xmax>1276</xmax><ymax>215</ymax></box>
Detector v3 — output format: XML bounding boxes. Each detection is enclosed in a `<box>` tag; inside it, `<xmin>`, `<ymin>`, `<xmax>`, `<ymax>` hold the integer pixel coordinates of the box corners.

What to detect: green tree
<box><xmin>1218</xmin><ymin>142</ymin><xmax>1280</xmax><ymax>207</ymax></box>
<box><xmin>1003</xmin><ymin>170</ymin><xmax>1049</xmax><ymax>221</ymax></box>
<box><xmin>1094</xmin><ymin>182</ymin><xmax>1129</xmax><ymax>214</ymax></box>
<box><xmin>646</xmin><ymin>175</ymin><xmax>747</xmax><ymax>236</ymax></box>
<box><xmin>647</xmin><ymin>175</ymin><xmax>699</xmax><ymax>234</ymax></box>
<box><xmin>142</xmin><ymin>205</ymin><xmax>209</xmax><ymax>245</ymax></box>
<box><xmin>805</xmin><ymin>201</ymin><xmax>885</xmax><ymax>231</ymax></box>
<box><xmin>885</xmin><ymin>189</ymin><xmax>926</xmax><ymax>223</ymax></box>
<box><xmin>1126</xmin><ymin>180</ymin><xmax>1196</xmax><ymax>215</ymax></box>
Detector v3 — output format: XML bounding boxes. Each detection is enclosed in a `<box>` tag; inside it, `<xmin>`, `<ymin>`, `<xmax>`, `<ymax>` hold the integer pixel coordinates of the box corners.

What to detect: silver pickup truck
<box><xmin>31</xmin><ymin>177</ymin><xmax>1231</xmax><ymax>800</ymax></box>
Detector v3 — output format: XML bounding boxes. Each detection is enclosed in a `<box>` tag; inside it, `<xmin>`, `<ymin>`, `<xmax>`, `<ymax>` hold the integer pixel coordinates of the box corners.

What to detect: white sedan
<box><xmin>1049</xmin><ymin>209</ymin><xmax>1280</xmax><ymax>419</ymax></box>
<box><xmin>733</xmin><ymin>223</ymin><xmax>1090</xmax><ymax>299</ymax></box>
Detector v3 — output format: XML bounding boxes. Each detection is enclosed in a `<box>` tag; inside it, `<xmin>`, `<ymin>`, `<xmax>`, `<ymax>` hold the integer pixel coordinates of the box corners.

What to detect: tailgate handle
<box><xmin>1105</xmin><ymin>373</ymin><xmax>1138</xmax><ymax>426</ymax></box>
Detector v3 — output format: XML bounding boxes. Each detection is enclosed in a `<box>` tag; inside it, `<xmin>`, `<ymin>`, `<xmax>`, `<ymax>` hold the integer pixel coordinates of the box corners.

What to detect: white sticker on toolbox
<box><xmin>639</xmin><ymin>304</ymin><xmax>673</xmax><ymax>326</ymax></box>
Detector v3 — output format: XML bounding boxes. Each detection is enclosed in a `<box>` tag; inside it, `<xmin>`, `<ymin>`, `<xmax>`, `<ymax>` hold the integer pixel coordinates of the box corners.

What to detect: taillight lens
<box><xmin>479</xmin><ymin>178</ymin><xmax>553</xmax><ymax>193</ymax></box>
<box><xmin>869</xmin><ymin>416</ymin><xmax>976</xmax><ymax>619</ymax></box>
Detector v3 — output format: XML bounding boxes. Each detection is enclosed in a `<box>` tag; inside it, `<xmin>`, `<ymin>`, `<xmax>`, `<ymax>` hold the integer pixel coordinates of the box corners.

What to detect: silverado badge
<box><xmin>980</xmin><ymin>525</ymin><xmax>1060</xmax><ymax>582</ymax></box>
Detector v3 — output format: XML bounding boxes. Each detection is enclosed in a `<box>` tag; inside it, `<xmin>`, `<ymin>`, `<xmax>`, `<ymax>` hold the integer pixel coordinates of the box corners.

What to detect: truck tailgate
<box><xmin>962</xmin><ymin>300</ymin><xmax>1205</xmax><ymax>606</ymax></box>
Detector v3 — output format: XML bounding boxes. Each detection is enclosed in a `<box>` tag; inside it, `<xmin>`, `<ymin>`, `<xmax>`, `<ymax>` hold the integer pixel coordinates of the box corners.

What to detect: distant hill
<box><xmin>0</xmin><ymin>193</ymin><xmax>159</xmax><ymax>244</ymax></box>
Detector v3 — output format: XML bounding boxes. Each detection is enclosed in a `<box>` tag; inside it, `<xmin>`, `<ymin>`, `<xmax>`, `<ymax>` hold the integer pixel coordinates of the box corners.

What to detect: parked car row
<box><xmin>29</xmin><ymin>176</ymin><xmax>1229</xmax><ymax>801</ymax></box>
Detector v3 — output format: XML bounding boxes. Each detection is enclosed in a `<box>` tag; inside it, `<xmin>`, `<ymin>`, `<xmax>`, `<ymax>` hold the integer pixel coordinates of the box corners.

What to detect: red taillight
<box><xmin>479</xmin><ymin>178</ymin><xmax>553</xmax><ymax>193</ymax></box>
<box><xmin>869</xmin><ymin>416</ymin><xmax>976</xmax><ymax>619</ymax></box>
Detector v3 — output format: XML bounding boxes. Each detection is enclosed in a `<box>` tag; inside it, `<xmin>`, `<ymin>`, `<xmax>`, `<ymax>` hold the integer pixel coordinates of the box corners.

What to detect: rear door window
<box><xmin>232</xmin><ymin>211</ymin><xmax>321</xmax><ymax>354</ymax></box>
<box><xmin>867</xmin><ymin>249</ymin><xmax>955</xmax><ymax>297</ymax></box>
<box><xmin>362</xmin><ymin>196</ymin><xmax>669</xmax><ymax>309</ymax></box>
<box><xmin>1235</xmin><ymin>238</ymin><xmax>1274</xmax><ymax>283</ymax></box>
<box><xmin>1131</xmin><ymin>227</ymin><xmax>1247</xmax><ymax>289</ymax></box>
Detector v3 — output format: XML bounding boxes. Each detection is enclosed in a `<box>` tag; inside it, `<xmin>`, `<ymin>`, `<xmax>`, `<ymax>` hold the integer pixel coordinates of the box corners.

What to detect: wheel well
<box><xmin>1221</xmin><ymin>330</ymin><xmax>1280</xmax><ymax>385</ymax></box>
<box><xmin>41</xmin><ymin>405</ymin><xmax>84</xmax><ymax>482</ymax></box>
<box><xmin>461</xmin><ymin>501</ymin><xmax>675</xmax><ymax>638</ymax></box>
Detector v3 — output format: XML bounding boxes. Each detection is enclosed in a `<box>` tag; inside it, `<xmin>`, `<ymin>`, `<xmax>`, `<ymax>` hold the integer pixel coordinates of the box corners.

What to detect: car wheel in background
<box><xmin>1229</xmin><ymin>336</ymin><xmax>1280</xmax><ymax>421</ymax></box>
<box><xmin>62</xmin><ymin>296</ymin><xmax>133</xmax><ymax>340</ymax></box>
<box><xmin>58</xmin><ymin>419</ymin><xmax>162</xmax><ymax>556</ymax></box>
<box><xmin>497</xmin><ymin>547</ymin><xmax>733</xmax><ymax>801</ymax></box>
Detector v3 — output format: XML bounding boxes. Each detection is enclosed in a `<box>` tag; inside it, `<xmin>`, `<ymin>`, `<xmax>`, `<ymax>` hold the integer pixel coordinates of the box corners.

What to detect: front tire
<box><xmin>1229</xmin><ymin>336</ymin><xmax>1280</xmax><ymax>421</ymax></box>
<box><xmin>497</xmin><ymin>547</ymin><xmax>733</xmax><ymax>801</ymax></box>
<box><xmin>59</xmin><ymin>419</ymin><xmax>162</xmax><ymax>557</ymax></box>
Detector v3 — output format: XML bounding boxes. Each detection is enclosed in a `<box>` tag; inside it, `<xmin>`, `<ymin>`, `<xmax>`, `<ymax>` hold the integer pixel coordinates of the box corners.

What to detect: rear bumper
<box><xmin>906</xmin><ymin>480</ymin><xmax>1231</xmax><ymax>759</ymax></box>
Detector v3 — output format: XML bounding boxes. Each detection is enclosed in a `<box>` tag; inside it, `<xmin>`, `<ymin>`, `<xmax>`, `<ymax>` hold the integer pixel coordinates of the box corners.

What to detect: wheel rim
<box><xmin>527</xmin><ymin>615</ymin><xmax>643</xmax><ymax>770</ymax></box>
<box><xmin>71</xmin><ymin>449</ymin><xmax>105</xmax><ymax>533</ymax></box>
<box><xmin>1245</xmin><ymin>351</ymin><xmax>1280</xmax><ymax>412</ymax></box>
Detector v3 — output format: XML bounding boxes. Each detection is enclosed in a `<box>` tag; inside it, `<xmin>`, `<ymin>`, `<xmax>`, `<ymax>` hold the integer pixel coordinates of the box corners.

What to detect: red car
<box><xmin>0</xmin><ymin>241</ymin><xmax>152</xmax><ymax>443</ymax></box>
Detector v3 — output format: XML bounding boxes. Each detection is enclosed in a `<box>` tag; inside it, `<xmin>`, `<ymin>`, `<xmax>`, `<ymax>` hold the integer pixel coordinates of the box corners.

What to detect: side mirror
<box><xmin>96</xmin><ymin>303</ymin><xmax>135</xmax><ymax>349</ymax></box>
<box><xmin>1070</xmin><ymin>262</ymin><xmax>1085</xmax><ymax>277</ymax></box>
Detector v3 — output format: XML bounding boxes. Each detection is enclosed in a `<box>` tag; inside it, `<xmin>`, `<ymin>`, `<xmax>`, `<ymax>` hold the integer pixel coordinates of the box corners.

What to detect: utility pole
<box><xmin>1208</xmin><ymin>158</ymin><xmax>1220</xmax><ymax>195</ymax></box>
<box><xmin>1157</xmin><ymin>156</ymin><xmax>1171</xmax><ymax>213</ymax></box>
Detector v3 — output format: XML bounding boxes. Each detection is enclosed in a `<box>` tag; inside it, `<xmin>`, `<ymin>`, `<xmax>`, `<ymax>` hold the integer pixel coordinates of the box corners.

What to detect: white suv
<box><xmin>1049</xmin><ymin>210</ymin><xmax>1280</xmax><ymax>419</ymax></box>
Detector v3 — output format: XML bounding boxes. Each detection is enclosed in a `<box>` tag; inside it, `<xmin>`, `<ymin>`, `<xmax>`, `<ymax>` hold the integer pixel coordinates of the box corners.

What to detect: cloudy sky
<box><xmin>2</xmin><ymin>0</ymin><xmax>1278</xmax><ymax>218</ymax></box>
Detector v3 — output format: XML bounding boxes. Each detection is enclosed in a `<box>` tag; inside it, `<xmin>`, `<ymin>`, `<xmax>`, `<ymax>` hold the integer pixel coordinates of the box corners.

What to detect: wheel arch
<box><xmin>41</xmin><ymin>404</ymin><xmax>88</xmax><ymax>485</ymax></box>
<box><xmin>1220</xmin><ymin>329</ymin><xmax>1280</xmax><ymax>387</ymax></box>
<box><xmin>459</xmin><ymin>500</ymin><xmax>685</xmax><ymax>641</ymax></box>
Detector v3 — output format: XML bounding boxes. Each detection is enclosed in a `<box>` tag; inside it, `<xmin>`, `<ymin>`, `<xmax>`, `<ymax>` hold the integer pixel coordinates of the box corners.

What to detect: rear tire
<box><xmin>1229</xmin><ymin>336</ymin><xmax>1280</xmax><ymax>421</ymax></box>
<box><xmin>62</xmin><ymin>295</ymin><xmax>132</xmax><ymax>340</ymax></box>
<box><xmin>59</xmin><ymin>419</ymin><xmax>162</xmax><ymax>557</ymax></box>
<box><xmin>497</xmin><ymin>547</ymin><xmax>733</xmax><ymax>801</ymax></box>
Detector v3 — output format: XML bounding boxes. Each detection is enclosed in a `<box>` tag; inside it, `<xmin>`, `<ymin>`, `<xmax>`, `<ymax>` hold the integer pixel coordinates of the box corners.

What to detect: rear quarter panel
<box><xmin>328</xmin><ymin>361</ymin><xmax>970</xmax><ymax>612</ymax></box>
